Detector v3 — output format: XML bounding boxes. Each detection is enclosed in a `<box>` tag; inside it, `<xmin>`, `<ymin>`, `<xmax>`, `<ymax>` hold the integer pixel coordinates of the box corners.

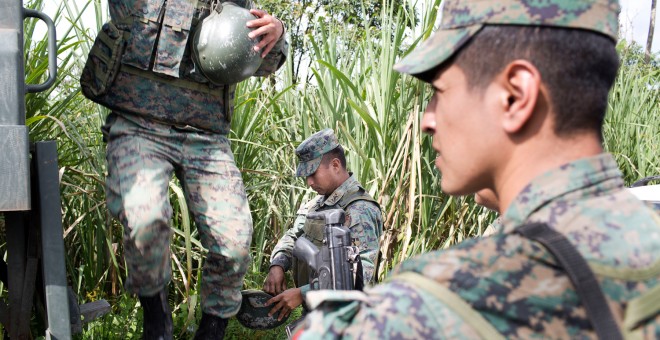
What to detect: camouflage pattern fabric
<box><xmin>101</xmin><ymin>0</ymin><xmax>287</xmax><ymax>319</ymax></box>
<box><xmin>295</xmin><ymin>129</ymin><xmax>340</xmax><ymax>177</ymax></box>
<box><xmin>109</xmin><ymin>0</ymin><xmax>285</xmax><ymax>84</ymax></box>
<box><xmin>394</xmin><ymin>0</ymin><xmax>620</xmax><ymax>77</ymax></box>
<box><xmin>96</xmin><ymin>0</ymin><xmax>288</xmax><ymax>132</ymax></box>
<box><xmin>105</xmin><ymin>114</ymin><xmax>253</xmax><ymax>318</ymax></box>
<box><xmin>270</xmin><ymin>175</ymin><xmax>383</xmax><ymax>288</ymax></box>
<box><xmin>236</xmin><ymin>289</ymin><xmax>289</xmax><ymax>329</ymax></box>
<box><xmin>294</xmin><ymin>154</ymin><xmax>660</xmax><ymax>338</ymax></box>
<box><xmin>90</xmin><ymin>68</ymin><xmax>237</xmax><ymax>135</ymax></box>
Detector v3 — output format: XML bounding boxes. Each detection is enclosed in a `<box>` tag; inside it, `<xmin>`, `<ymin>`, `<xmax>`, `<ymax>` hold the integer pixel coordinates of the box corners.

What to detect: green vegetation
<box><xmin>5</xmin><ymin>0</ymin><xmax>659</xmax><ymax>338</ymax></box>
<box><xmin>606</xmin><ymin>42</ymin><xmax>660</xmax><ymax>183</ymax></box>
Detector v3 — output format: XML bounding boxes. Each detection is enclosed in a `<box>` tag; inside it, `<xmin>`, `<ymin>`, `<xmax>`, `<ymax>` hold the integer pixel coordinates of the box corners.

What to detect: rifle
<box><xmin>286</xmin><ymin>209</ymin><xmax>361</xmax><ymax>338</ymax></box>
<box><xmin>292</xmin><ymin>209</ymin><xmax>361</xmax><ymax>291</ymax></box>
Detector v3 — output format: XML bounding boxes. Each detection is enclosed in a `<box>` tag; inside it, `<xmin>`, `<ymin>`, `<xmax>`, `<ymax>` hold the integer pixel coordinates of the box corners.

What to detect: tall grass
<box><xmin>604</xmin><ymin>44</ymin><xmax>660</xmax><ymax>182</ymax></box>
<box><xmin>9</xmin><ymin>0</ymin><xmax>660</xmax><ymax>338</ymax></box>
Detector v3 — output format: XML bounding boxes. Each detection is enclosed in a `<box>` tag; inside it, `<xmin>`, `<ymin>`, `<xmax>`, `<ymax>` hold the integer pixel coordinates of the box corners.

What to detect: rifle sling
<box><xmin>516</xmin><ymin>222</ymin><xmax>623</xmax><ymax>340</ymax></box>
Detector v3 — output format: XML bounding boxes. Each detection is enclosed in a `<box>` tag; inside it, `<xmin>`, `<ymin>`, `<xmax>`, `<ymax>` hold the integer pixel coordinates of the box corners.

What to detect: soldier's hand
<box><xmin>266</xmin><ymin>288</ymin><xmax>303</xmax><ymax>321</ymax></box>
<box><xmin>263</xmin><ymin>266</ymin><xmax>287</xmax><ymax>295</ymax></box>
<box><xmin>247</xmin><ymin>9</ymin><xmax>284</xmax><ymax>58</ymax></box>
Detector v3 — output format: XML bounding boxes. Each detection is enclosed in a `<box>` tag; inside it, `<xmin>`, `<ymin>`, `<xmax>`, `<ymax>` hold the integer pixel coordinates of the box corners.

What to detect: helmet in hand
<box><xmin>192</xmin><ymin>2</ymin><xmax>263</xmax><ymax>85</ymax></box>
<box><xmin>235</xmin><ymin>289</ymin><xmax>290</xmax><ymax>330</ymax></box>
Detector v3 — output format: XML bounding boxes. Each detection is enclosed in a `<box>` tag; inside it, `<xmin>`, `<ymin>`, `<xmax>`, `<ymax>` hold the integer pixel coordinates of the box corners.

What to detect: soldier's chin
<box><xmin>440</xmin><ymin>180</ymin><xmax>472</xmax><ymax>197</ymax></box>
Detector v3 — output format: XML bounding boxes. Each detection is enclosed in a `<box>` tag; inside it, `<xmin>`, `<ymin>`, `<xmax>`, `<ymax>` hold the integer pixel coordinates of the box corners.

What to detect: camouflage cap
<box><xmin>295</xmin><ymin>129</ymin><xmax>340</xmax><ymax>177</ymax></box>
<box><xmin>394</xmin><ymin>0</ymin><xmax>621</xmax><ymax>79</ymax></box>
<box><xmin>235</xmin><ymin>289</ymin><xmax>289</xmax><ymax>330</ymax></box>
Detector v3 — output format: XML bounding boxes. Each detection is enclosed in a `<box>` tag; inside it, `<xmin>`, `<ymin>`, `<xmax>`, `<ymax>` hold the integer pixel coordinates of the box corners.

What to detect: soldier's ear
<box><xmin>331</xmin><ymin>157</ymin><xmax>342</xmax><ymax>171</ymax></box>
<box><xmin>497</xmin><ymin>59</ymin><xmax>541</xmax><ymax>134</ymax></box>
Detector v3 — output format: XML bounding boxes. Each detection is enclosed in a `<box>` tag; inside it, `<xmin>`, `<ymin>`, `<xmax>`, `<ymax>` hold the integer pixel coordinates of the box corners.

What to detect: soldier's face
<box><xmin>306</xmin><ymin>161</ymin><xmax>336</xmax><ymax>195</ymax></box>
<box><xmin>421</xmin><ymin>64</ymin><xmax>500</xmax><ymax>196</ymax></box>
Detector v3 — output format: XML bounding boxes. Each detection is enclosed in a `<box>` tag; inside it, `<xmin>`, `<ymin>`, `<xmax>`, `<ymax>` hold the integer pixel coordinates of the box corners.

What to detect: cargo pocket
<box><xmin>153</xmin><ymin>0</ymin><xmax>195</xmax><ymax>77</ymax></box>
<box><xmin>302</xmin><ymin>218</ymin><xmax>325</xmax><ymax>246</ymax></box>
<box><xmin>80</xmin><ymin>21</ymin><xmax>126</xmax><ymax>98</ymax></box>
<box><xmin>121</xmin><ymin>0</ymin><xmax>165</xmax><ymax>70</ymax></box>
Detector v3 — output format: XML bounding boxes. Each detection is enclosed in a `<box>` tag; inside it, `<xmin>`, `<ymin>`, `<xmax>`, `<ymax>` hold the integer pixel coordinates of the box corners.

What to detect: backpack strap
<box><xmin>623</xmin><ymin>284</ymin><xmax>660</xmax><ymax>332</ymax></box>
<box><xmin>389</xmin><ymin>272</ymin><xmax>505</xmax><ymax>340</ymax></box>
<box><xmin>338</xmin><ymin>189</ymin><xmax>379</xmax><ymax>211</ymax></box>
<box><xmin>516</xmin><ymin>223</ymin><xmax>623</xmax><ymax>340</ymax></box>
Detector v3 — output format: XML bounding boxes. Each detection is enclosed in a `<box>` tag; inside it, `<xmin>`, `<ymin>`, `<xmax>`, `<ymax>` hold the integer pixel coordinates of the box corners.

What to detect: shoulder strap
<box><xmin>624</xmin><ymin>284</ymin><xmax>660</xmax><ymax>332</ymax></box>
<box><xmin>390</xmin><ymin>272</ymin><xmax>505</xmax><ymax>340</ymax></box>
<box><xmin>516</xmin><ymin>223</ymin><xmax>623</xmax><ymax>340</ymax></box>
<box><xmin>338</xmin><ymin>189</ymin><xmax>379</xmax><ymax>210</ymax></box>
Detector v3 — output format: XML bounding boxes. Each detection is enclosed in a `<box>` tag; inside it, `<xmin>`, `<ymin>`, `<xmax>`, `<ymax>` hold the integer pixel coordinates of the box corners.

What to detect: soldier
<box><xmin>293</xmin><ymin>0</ymin><xmax>660</xmax><ymax>338</ymax></box>
<box><xmin>81</xmin><ymin>0</ymin><xmax>288</xmax><ymax>339</ymax></box>
<box><xmin>263</xmin><ymin>129</ymin><xmax>383</xmax><ymax>324</ymax></box>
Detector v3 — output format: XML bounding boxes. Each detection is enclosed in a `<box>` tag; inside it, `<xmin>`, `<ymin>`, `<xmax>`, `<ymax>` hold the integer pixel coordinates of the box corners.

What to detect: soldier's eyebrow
<box><xmin>432</xmin><ymin>70</ymin><xmax>454</xmax><ymax>93</ymax></box>
<box><xmin>432</xmin><ymin>77</ymin><xmax>450</xmax><ymax>93</ymax></box>
<box><xmin>432</xmin><ymin>84</ymin><xmax>446</xmax><ymax>93</ymax></box>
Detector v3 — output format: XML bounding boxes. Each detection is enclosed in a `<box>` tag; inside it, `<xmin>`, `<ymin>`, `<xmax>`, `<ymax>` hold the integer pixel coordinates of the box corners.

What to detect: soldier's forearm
<box><xmin>270</xmin><ymin>253</ymin><xmax>292</xmax><ymax>272</ymax></box>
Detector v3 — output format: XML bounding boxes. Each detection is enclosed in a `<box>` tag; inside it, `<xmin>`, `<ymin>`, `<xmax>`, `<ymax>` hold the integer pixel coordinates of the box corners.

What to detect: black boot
<box><xmin>194</xmin><ymin>312</ymin><xmax>229</xmax><ymax>340</ymax></box>
<box><xmin>139</xmin><ymin>289</ymin><xmax>173</xmax><ymax>340</ymax></box>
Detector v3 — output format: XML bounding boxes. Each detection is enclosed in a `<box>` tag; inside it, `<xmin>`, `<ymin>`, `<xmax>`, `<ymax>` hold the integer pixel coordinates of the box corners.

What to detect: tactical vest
<box><xmin>80</xmin><ymin>0</ymin><xmax>251</xmax><ymax>134</ymax></box>
<box><xmin>293</xmin><ymin>189</ymin><xmax>379</xmax><ymax>288</ymax></box>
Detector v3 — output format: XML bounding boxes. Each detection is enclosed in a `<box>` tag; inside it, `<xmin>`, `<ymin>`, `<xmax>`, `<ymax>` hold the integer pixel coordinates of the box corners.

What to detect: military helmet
<box><xmin>192</xmin><ymin>2</ymin><xmax>263</xmax><ymax>85</ymax></box>
<box><xmin>235</xmin><ymin>289</ymin><xmax>289</xmax><ymax>330</ymax></box>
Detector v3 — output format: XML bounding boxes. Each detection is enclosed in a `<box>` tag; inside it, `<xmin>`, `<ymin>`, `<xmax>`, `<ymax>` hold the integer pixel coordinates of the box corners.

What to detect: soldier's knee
<box><xmin>232</xmin><ymin>248</ymin><xmax>251</xmax><ymax>264</ymax></box>
<box><xmin>206</xmin><ymin>247</ymin><xmax>250</xmax><ymax>270</ymax></box>
<box><xmin>124</xmin><ymin>218</ymin><xmax>172</xmax><ymax>249</ymax></box>
<box><xmin>131</xmin><ymin>211</ymin><xmax>170</xmax><ymax>230</ymax></box>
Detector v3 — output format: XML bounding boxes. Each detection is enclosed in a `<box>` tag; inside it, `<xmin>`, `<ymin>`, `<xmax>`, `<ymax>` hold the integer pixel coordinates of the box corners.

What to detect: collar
<box><xmin>317</xmin><ymin>173</ymin><xmax>358</xmax><ymax>208</ymax></box>
<box><xmin>500</xmin><ymin>153</ymin><xmax>624</xmax><ymax>234</ymax></box>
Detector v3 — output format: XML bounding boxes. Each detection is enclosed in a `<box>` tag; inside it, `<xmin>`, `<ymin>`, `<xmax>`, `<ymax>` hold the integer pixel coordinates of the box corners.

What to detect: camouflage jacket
<box><xmin>107</xmin><ymin>0</ymin><xmax>286</xmax><ymax>80</ymax></box>
<box><xmin>295</xmin><ymin>154</ymin><xmax>660</xmax><ymax>339</ymax></box>
<box><xmin>91</xmin><ymin>0</ymin><xmax>288</xmax><ymax>133</ymax></box>
<box><xmin>270</xmin><ymin>174</ymin><xmax>383</xmax><ymax>288</ymax></box>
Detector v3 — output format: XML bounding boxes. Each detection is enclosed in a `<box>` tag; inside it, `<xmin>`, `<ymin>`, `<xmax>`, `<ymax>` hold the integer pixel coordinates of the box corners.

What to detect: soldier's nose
<box><xmin>421</xmin><ymin>95</ymin><xmax>437</xmax><ymax>135</ymax></box>
<box><xmin>421</xmin><ymin>112</ymin><xmax>436</xmax><ymax>135</ymax></box>
<box><xmin>306</xmin><ymin>176</ymin><xmax>314</xmax><ymax>187</ymax></box>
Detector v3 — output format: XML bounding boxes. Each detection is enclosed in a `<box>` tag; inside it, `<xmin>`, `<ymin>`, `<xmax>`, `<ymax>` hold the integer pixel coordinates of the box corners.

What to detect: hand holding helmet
<box><xmin>192</xmin><ymin>2</ymin><xmax>269</xmax><ymax>85</ymax></box>
<box><xmin>247</xmin><ymin>9</ymin><xmax>285</xmax><ymax>57</ymax></box>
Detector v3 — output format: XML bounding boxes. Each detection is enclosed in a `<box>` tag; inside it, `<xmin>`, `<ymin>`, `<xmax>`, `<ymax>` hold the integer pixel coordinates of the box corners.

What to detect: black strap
<box><xmin>516</xmin><ymin>223</ymin><xmax>623</xmax><ymax>340</ymax></box>
<box><xmin>354</xmin><ymin>257</ymin><xmax>364</xmax><ymax>291</ymax></box>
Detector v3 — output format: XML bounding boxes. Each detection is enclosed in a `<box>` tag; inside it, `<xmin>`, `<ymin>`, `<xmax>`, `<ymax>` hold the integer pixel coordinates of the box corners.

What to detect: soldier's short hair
<box><xmin>321</xmin><ymin>145</ymin><xmax>347</xmax><ymax>169</ymax></box>
<box><xmin>394</xmin><ymin>0</ymin><xmax>622</xmax><ymax>139</ymax></box>
<box><xmin>452</xmin><ymin>25</ymin><xmax>620</xmax><ymax>139</ymax></box>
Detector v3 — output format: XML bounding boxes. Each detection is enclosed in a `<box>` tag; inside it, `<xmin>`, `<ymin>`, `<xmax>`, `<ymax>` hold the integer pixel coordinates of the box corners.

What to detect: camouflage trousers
<box><xmin>104</xmin><ymin>113</ymin><xmax>253</xmax><ymax>318</ymax></box>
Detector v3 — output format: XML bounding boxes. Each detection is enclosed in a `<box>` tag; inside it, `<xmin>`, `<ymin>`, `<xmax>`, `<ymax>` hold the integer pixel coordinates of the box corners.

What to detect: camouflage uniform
<box><xmin>294</xmin><ymin>1</ymin><xmax>660</xmax><ymax>338</ymax></box>
<box><xmin>270</xmin><ymin>129</ymin><xmax>383</xmax><ymax>293</ymax></box>
<box><xmin>298</xmin><ymin>155</ymin><xmax>660</xmax><ymax>338</ymax></box>
<box><xmin>270</xmin><ymin>175</ymin><xmax>383</xmax><ymax>292</ymax></box>
<box><xmin>100</xmin><ymin>0</ymin><xmax>288</xmax><ymax>318</ymax></box>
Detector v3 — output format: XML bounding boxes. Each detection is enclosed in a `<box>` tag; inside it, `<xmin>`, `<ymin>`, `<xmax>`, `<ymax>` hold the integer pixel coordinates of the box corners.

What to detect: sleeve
<box><xmin>253</xmin><ymin>18</ymin><xmax>289</xmax><ymax>77</ymax></box>
<box><xmin>293</xmin><ymin>281</ymin><xmax>482</xmax><ymax>339</ymax></box>
<box><xmin>345</xmin><ymin>201</ymin><xmax>383</xmax><ymax>285</ymax></box>
<box><xmin>270</xmin><ymin>198</ymin><xmax>316</xmax><ymax>271</ymax></box>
